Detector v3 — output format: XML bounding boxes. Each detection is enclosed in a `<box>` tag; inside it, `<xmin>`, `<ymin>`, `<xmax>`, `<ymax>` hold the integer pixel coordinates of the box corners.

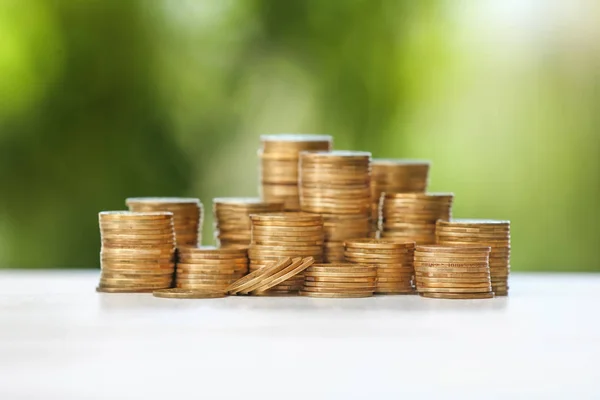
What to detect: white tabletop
<box><xmin>0</xmin><ymin>270</ymin><xmax>598</xmax><ymax>400</ymax></box>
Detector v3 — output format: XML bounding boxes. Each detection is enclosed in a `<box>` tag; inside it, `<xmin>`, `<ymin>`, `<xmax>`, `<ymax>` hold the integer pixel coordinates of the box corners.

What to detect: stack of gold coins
<box><xmin>249</xmin><ymin>212</ymin><xmax>324</xmax><ymax>294</ymax></box>
<box><xmin>299</xmin><ymin>151</ymin><xmax>372</xmax><ymax>262</ymax></box>
<box><xmin>380</xmin><ymin>193</ymin><xmax>453</xmax><ymax>244</ymax></box>
<box><xmin>435</xmin><ymin>219</ymin><xmax>510</xmax><ymax>296</ymax></box>
<box><xmin>344</xmin><ymin>239</ymin><xmax>416</xmax><ymax>294</ymax></box>
<box><xmin>213</xmin><ymin>198</ymin><xmax>284</xmax><ymax>247</ymax></box>
<box><xmin>259</xmin><ymin>134</ymin><xmax>333</xmax><ymax>210</ymax></box>
<box><xmin>370</xmin><ymin>159</ymin><xmax>430</xmax><ymax>235</ymax></box>
<box><xmin>97</xmin><ymin>211</ymin><xmax>176</xmax><ymax>293</ymax></box>
<box><xmin>126</xmin><ymin>197</ymin><xmax>203</xmax><ymax>247</ymax></box>
<box><xmin>413</xmin><ymin>245</ymin><xmax>493</xmax><ymax>299</ymax></box>
<box><xmin>175</xmin><ymin>246</ymin><xmax>248</xmax><ymax>292</ymax></box>
<box><xmin>300</xmin><ymin>263</ymin><xmax>377</xmax><ymax>298</ymax></box>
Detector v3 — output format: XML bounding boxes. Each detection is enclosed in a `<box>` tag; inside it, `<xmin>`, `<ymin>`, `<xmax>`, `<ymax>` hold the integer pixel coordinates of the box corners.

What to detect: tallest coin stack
<box><xmin>259</xmin><ymin>134</ymin><xmax>333</xmax><ymax>211</ymax></box>
<box><xmin>299</xmin><ymin>151</ymin><xmax>372</xmax><ymax>262</ymax></box>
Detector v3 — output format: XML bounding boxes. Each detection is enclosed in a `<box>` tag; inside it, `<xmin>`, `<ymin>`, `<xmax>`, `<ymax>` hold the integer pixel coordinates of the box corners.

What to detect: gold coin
<box><xmin>98</xmin><ymin>282</ymin><xmax>171</xmax><ymax>290</ymax></box>
<box><xmin>252</xmin><ymin>257</ymin><xmax>315</xmax><ymax>294</ymax></box>
<box><xmin>420</xmin><ymin>292</ymin><xmax>494</xmax><ymax>299</ymax></box>
<box><xmin>415</xmin><ymin>245</ymin><xmax>491</xmax><ymax>253</ymax></box>
<box><xmin>227</xmin><ymin>257</ymin><xmax>293</xmax><ymax>294</ymax></box>
<box><xmin>414</xmin><ymin>257</ymin><xmax>489</xmax><ymax>264</ymax></box>
<box><xmin>416</xmin><ymin>276</ymin><xmax>489</xmax><ymax>284</ymax></box>
<box><xmin>299</xmin><ymin>291</ymin><xmax>373</xmax><ymax>298</ymax></box>
<box><xmin>414</xmin><ymin>266</ymin><xmax>490</xmax><ymax>274</ymax></box>
<box><xmin>176</xmin><ymin>282</ymin><xmax>229</xmax><ymax>290</ymax></box>
<box><xmin>303</xmin><ymin>281</ymin><xmax>376</xmax><ymax>289</ymax></box>
<box><xmin>415</xmin><ymin>271</ymin><xmax>490</xmax><ymax>279</ymax></box>
<box><xmin>305</xmin><ymin>276</ymin><xmax>376</xmax><ymax>283</ymax></box>
<box><xmin>152</xmin><ymin>288</ymin><xmax>226</xmax><ymax>299</ymax></box>
<box><xmin>375</xmin><ymin>289</ymin><xmax>415</xmax><ymax>295</ymax></box>
<box><xmin>99</xmin><ymin>210</ymin><xmax>173</xmax><ymax>219</ymax></box>
<box><xmin>417</xmin><ymin>286</ymin><xmax>492</xmax><ymax>293</ymax></box>
<box><xmin>251</xmin><ymin>239</ymin><xmax>324</xmax><ymax>246</ymax></box>
<box><xmin>306</xmin><ymin>265</ymin><xmax>374</xmax><ymax>273</ymax></box>
<box><xmin>250</xmin><ymin>212</ymin><xmax>323</xmax><ymax>222</ymax></box>
<box><xmin>96</xmin><ymin>287</ymin><xmax>155</xmax><ymax>293</ymax></box>
<box><xmin>436</xmin><ymin>219</ymin><xmax>509</xmax><ymax>227</ymax></box>
<box><xmin>304</xmin><ymin>271</ymin><xmax>377</xmax><ymax>278</ymax></box>
<box><xmin>300</xmin><ymin>286</ymin><xmax>374</xmax><ymax>294</ymax></box>
<box><xmin>417</xmin><ymin>281</ymin><xmax>491</xmax><ymax>289</ymax></box>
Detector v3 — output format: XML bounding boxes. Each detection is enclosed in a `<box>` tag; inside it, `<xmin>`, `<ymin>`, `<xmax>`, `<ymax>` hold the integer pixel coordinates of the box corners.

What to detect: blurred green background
<box><xmin>0</xmin><ymin>0</ymin><xmax>599</xmax><ymax>271</ymax></box>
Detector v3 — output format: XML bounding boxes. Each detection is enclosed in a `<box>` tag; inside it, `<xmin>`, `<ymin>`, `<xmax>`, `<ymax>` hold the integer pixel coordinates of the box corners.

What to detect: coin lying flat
<box><xmin>152</xmin><ymin>288</ymin><xmax>226</xmax><ymax>299</ymax></box>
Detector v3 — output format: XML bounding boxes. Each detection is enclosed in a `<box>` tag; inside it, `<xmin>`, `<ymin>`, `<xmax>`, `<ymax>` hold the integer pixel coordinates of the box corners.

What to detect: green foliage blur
<box><xmin>1</xmin><ymin>0</ymin><xmax>599</xmax><ymax>271</ymax></box>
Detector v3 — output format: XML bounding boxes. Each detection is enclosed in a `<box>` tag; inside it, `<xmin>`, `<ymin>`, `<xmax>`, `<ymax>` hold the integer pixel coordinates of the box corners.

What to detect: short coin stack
<box><xmin>370</xmin><ymin>159</ymin><xmax>430</xmax><ymax>234</ymax></box>
<box><xmin>380</xmin><ymin>193</ymin><xmax>453</xmax><ymax>244</ymax></box>
<box><xmin>213</xmin><ymin>197</ymin><xmax>283</xmax><ymax>247</ymax></box>
<box><xmin>344</xmin><ymin>239</ymin><xmax>416</xmax><ymax>294</ymax></box>
<box><xmin>249</xmin><ymin>212</ymin><xmax>324</xmax><ymax>294</ymax></box>
<box><xmin>435</xmin><ymin>219</ymin><xmax>510</xmax><ymax>296</ymax></box>
<box><xmin>259</xmin><ymin>134</ymin><xmax>333</xmax><ymax>210</ymax></box>
<box><xmin>301</xmin><ymin>263</ymin><xmax>377</xmax><ymax>298</ymax></box>
<box><xmin>413</xmin><ymin>245</ymin><xmax>493</xmax><ymax>299</ymax></box>
<box><xmin>175</xmin><ymin>246</ymin><xmax>248</xmax><ymax>292</ymax></box>
<box><xmin>126</xmin><ymin>197</ymin><xmax>203</xmax><ymax>247</ymax></box>
<box><xmin>97</xmin><ymin>211</ymin><xmax>176</xmax><ymax>293</ymax></box>
<box><xmin>299</xmin><ymin>151</ymin><xmax>372</xmax><ymax>262</ymax></box>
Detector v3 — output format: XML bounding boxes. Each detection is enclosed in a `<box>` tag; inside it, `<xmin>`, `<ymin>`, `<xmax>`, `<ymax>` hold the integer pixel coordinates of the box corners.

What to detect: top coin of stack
<box><xmin>249</xmin><ymin>212</ymin><xmax>324</xmax><ymax>293</ymax></box>
<box><xmin>380</xmin><ymin>193</ymin><xmax>453</xmax><ymax>244</ymax></box>
<box><xmin>299</xmin><ymin>150</ymin><xmax>372</xmax><ymax>262</ymax></box>
<box><xmin>370</xmin><ymin>159</ymin><xmax>430</xmax><ymax>234</ymax></box>
<box><xmin>344</xmin><ymin>238</ymin><xmax>416</xmax><ymax>294</ymax></box>
<box><xmin>126</xmin><ymin>197</ymin><xmax>203</xmax><ymax>247</ymax></box>
<box><xmin>213</xmin><ymin>197</ymin><xmax>284</xmax><ymax>247</ymax></box>
<box><xmin>97</xmin><ymin>211</ymin><xmax>176</xmax><ymax>293</ymax></box>
<box><xmin>259</xmin><ymin>134</ymin><xmax>333</xmax><ymax>210</ymax></box>
<box><xmin>435</xmin><ymin>219</ymin><xmax>510</xmax><ymax>296</ymax></box>
<box><xmin>413</xmin><ymin>245</ymin><xmax>493</xmax><ymax>299</ymax></box>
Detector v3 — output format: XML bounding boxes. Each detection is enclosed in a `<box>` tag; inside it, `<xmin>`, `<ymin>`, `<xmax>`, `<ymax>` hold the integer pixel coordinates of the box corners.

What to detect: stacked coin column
<box><xmin>435</xmin><ymin>219</ymin><xmax>511</xmax><ymax>296</ymax></box>
<box><xmin>344</xmin><ymin>239</ymin><xmax>416</xmax><ymax>294</ymax></box>
<box><xmin>97</xmin><ymin>211</ymin><xmax>176</xmax><ymax>293</ymax></box>
<box><xmin>175</xmin><ymin>246</ymin><xmax>248</xmax><ymax>292</ymax></box>
<box><xmin>370</xmin><ymin>159</ymin><xmax>430</xmax><ymax>236</ymax></box>
<box><xmin>213</xmin><ymin>198</ymin><xmax>283</xmax><ymax>247</ymax></box>
<box><xmin>259</xmin><ymin>134</ymin><xmax>333</xmax><ymax>211</ymax></box>
<box><xmin>300</xmin><ymin>264</ymin><xmax>377</xmax><ymax>298</ymax></box>
<box><xmin>413</xmin><ymin>245</ymin><xmax>493</xmax><ymax>299</ymax></box>
<box><xmin>299</xmin><ymin>151</ymin><xmax>372</xmax><ymax>262</ymax></box>
<box><xmin>126</xmin><ymin>197</ymin><xmax>203</xmax><ymax>247</ymax></box>
<box><xmin>380</xmin><ymin>193</ymin><xmax>453</xmax><ymax>244</ymax></box>
<box><xmin>249</xmin><ymin>212</ymin><xmax>324</xmax><ymax>294</ymax></box>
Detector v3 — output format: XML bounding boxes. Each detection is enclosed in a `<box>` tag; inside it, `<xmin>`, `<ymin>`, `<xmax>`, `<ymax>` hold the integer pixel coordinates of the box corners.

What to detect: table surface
<box><xmin>0</xmin><ymin>270</ymin><xmax>599</xmax><ymax>400</ymax></box>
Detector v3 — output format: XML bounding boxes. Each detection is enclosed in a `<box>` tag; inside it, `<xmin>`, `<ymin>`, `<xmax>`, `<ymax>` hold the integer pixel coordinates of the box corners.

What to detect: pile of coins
<box><xmin>227</xmin><ymin>257</ymin><xmax>315</xmax><ymax>296</ymax></box>
<box><xmin>299</xmin><ymin>151</ymin><xmax>372</xmax><ymax>262</ymax></box>
<box><xmin>259</xmin><ymin>134</ymin><xmax>332</xmax><ymax>210</ymax></box>
<box><xmin>300</xmin><ymin>263</ymin><xmax>377</xmax><ymax>298</ymax></box>
<box><xmin>175</xmin><ymin>246</ymin><xmax>248</xmax><ymax>292</ymax></box>
<box><xmin>380</xmin><ymin>193</ymin><xmax>453</xmax><ymax>244</ymax></box>
<box><xmin>344</xmin><ymin>239</ymin><xmax>416</xmax><ymax>294</ymax></box>
<box><xmin>249</xmin><ymin>212</ymin><xmax>324</xmax><ymax>293</ymax></box>
<box><xmin>213</xmin><ymin>197</ymin><xmax>283</xmax><ymax>247</ymax></box>
<box><xmin>97</xmin><ymin>211</ymin><xmax>176</xmax><ymax>293</ymax></box>
<box><xmin>413</xmin><ymin>245</ymin><xmax>493</xmax><ymax>299</ymax></box>
<box><xmin>436</xmin><ymin>219</ymin><xmax>510</xmax><ymax>296</ymax></box>
<box><xmin>370</xmin><ymin>159</ymin><xmax>430</xmax><ymax>234</ymax></box>
<box><xmin>126</xmin><ymin>197</ymin><xmax>203</xmax><ymax>247</ymax></box>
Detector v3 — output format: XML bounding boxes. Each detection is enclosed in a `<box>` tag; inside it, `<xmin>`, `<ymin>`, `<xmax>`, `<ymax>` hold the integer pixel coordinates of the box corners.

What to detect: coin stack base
<box><xmin>126</xmin><ymin>197</ymin><xmax>203</xmax><ymax>247</ymax></box>
<box><xmin>436</xmin><ymin>219</ymin><xmax>511</xmax><ymax>296</ymax></box>
<box><xmin>381</xmin><ymin>193</ymin><xmax>453</xmax><ymax>244</ymax></box>
<box><xmin>213</xmin><ymin>198</ymin><xmax>284</xmax><ymax>247</ymax></box>
<box><xmin>344</xmin><ymin>239</ymin><xmax>416</xmax><ymax>294</ymax></box>
<box><xmin>301</xmin><ymin>264</ymin><xmax>377</xmax><ymax>298</ymax></box>
<box><xmin>414</xmin><ymin>245</ymin><xmax>493</xmax><ymax>299</ymax></box>
<box><xmin>249</xmin><ymin>212</ymin><xmax>324</xmax><ymax>293</ymax></box>
<box><xmin>175</xmin><ymin>246</ymin><xmax>248</xmax><ymax>292</ymax></box>
<box><xmin>98</xmin><ymin>211</ymin><xmax>176</xmax><ymax>292</ymax></box>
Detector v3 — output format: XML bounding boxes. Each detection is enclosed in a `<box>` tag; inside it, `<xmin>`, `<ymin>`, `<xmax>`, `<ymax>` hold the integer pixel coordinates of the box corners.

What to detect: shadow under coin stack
<box><xmin>249</xmin><ymin>212</ymin><xmax>324</xmax><ymax>294</ymax></box>
<box><xmin>126</xmin><ymin>197</ymin><xmax>203</xmax><ymax>247</ymax></box>
<box><xmin>344</xmin><ymin>239</ymin><xmax>416</xmax><ymax>294</ymax></box>
<box><xmin>213</xmin><ymin>198</ymin><xmax>284</xmax><ymax>247</ymax></box>
<box><xmin>413</xmin><ymin>245</ymin><xmax>493</xmax><ymax>299</ymax></box>
<box><xmin>299</xmin><ymin>151</ymin><xmax>372</xmax><ymax>262</ymax></box>
<box><xmin>380</xmin><ymin>193</ymin><xmax>453</xmax><ymax>244</ymax></box>
<box><xmin>300</xmin><ymin>264</ymin><xmax>377</xmax><ymax>298</ymax></box>
<box><xmin>259</xmin><ymin>134</ymin><xmax>333</xmax><ymax>211</ymax></box>
<box><xmin>435</xmin><ymin>219</ymin><xmax>511</xmax><ymax>296</ymax></box>
<box><xmin>175</xmin><ymin>246</ymin><xmax>248</xmax><ymax>292</ymax></box>
<box><xmin>97</xmin><ymin>211</ymin><xmax>176</xmax><ymax>293</ymax></box>
<box><xmin>370</xmin><ymin>159</ymin><xmax>430</xmax><ymax>236</ymax></box>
